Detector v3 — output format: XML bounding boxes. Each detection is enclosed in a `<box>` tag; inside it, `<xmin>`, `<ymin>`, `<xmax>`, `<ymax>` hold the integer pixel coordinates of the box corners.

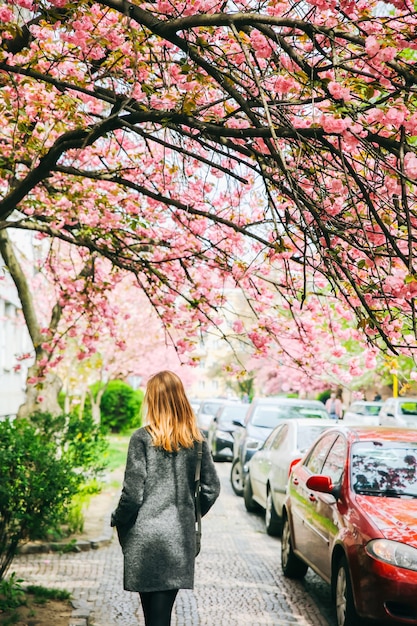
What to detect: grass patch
<box><xmin>104</xmin><ymin>434</ymin><xmax>130</xmax><ymax>471</ymax></box>
<box><xmin>26</xmin><ymin>586</ymin><xmax>71</xmax><ymax>602</ymax></box>
<box><xmin>0</xmin><ymin>581</ymin><xmax>72</xmax><ymax>626</ymax></box>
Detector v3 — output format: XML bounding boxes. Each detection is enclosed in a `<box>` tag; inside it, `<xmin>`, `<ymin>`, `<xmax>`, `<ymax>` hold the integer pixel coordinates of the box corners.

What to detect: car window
<box><xmin>287</xmin><ymin>406</ymin><xmax>329</xmax><ymax>419</ymax></box>
<box><xmin>218</xmin><ymin>405</ymin><xmax>247</xmax><ymax>425</ymax></box>
<box><xmin>251</xmin><ymin>404</ymin><xmax>327</xmax><ymax>427</ymax></box>
<box><xmin>351</xmin><ymin>441</ymin><xmax>417</xmax><ymax>496</ymax></box>
<box><xmin>321</xmin><ymin>436</ymin><xmax>346</xmax><ymax>484</ymax></box>
<box><xmin>296</xmin><ymin>425</ymin><xmax>332</xmax><ymax>453</ymax></box>
<box><xmin>261</xmin><ymin>425</ymin><xmax>284</xmax><ymax>450</ymax></box>
<box><xmin>200</xmin><ymin>402</ymin><xmax>223</xmax><ymax>415</ymax></box>
<box><xmin>399</xmin><ymin>401</ymin><xmax>417</xmax><ymax>416</ymax></box>
<box><xmin>251</xmin><ymin>407</ymin><xmax>287</xmax><ymax>428</ymax></box>
<box><xmin>304</xmin><ymin>433</ymin><xmax>339</xmax><ymax>474</ymax></box>
<box><xmin>271</xmin><ymin>424</ymin><xmax>289</xmax><ymax>451</ymax></box>
<box><xmin>364</xmin><ymin>405</ymin><xmax>382</xmax><ymax>416</ymax></box>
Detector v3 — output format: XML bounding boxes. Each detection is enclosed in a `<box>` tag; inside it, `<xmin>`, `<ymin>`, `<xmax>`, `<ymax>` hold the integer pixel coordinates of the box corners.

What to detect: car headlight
<box><xmin>366</xmin><ymin>539</ymin><xmax>417</xmax><ymax>572</ymax></box>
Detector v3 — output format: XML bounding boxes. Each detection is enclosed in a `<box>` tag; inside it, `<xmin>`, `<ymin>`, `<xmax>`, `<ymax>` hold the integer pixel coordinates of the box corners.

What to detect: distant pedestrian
<box><xmin>326</xmin><ymin>391</ymin><xmax>343</xmax><ymax>420</ymax></box>
<box><xmin>111</xmin><ymin>370</ymin><xmax>221</xmax><ymax>626</ymax></box>
<box><xmin>374</xmin><ymin>393</ymin><xmax>382</xmax><ymax>401</ymax></box>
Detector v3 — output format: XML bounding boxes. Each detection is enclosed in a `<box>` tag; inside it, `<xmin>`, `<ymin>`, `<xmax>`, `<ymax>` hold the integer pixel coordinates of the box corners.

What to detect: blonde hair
<box><xmin>144</xmin><ymin>370</ymin><xmax>203</xmax><ymax>452</ymax></box>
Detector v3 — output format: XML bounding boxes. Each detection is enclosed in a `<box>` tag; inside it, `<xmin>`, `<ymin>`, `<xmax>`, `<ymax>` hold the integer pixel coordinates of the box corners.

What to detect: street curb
<box><xmin>17</xmin><ymin>526</ymin><xmax>114</xmax><ymax>555</ymax></box>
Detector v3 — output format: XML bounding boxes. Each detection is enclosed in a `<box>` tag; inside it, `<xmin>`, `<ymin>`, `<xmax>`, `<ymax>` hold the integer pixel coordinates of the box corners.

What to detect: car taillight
<box><xmin>288</xmin><ymin>457</ymin><xmax>302</xmax><ymax>476</ymax></box>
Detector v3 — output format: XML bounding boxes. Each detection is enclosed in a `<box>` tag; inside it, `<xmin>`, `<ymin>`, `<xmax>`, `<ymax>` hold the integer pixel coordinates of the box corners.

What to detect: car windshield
<box><xmin>351</xmin><ymin>441</ymin><xmax>417</xmax><ymax>497</ymax></box>
<box><xmin>201</xmin><ymin>402</ymin><xmax>223</xmax><ymax>415</ymax></box>
<box><xmin>252</xmin><ymin>405</ymin><xmax>327</xmax><ymax>428</ymax></box>
<box><xmin>219</xmin><ymin>405</ymin><xmax>247</xmax><ymax>425</ymax></box>
<box><xmin>363</xmin><ymin>405</ymin><xmax>382</xmax><ymax>415</ymax></box>
<box><xmin>399</xmin><ymin>401</ymin><xmax>417</xmax><ymax>416</ymax></box>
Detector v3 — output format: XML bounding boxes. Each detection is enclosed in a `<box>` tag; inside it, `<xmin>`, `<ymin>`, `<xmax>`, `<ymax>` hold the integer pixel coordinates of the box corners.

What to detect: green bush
<box><xmin>316</xmin><ymin>389</ymin><xmax>331</xmax><ymax>404</ymax></box>
<box><xmin>29</xmin><ymin>411</ymin><xmax>108</xmax><ymax>474</ymax></box>
<box><xmin>100</xmin><ymin>381</ymin><xmax>143</xmax><ymax>432</ymax></box>
<box><xmin>0</xmin><ymin>412</ymin><xmax>108</xmax><ymax>581</ymax></box>
<box><xmin>0</xmin><ymin>418</ymin><xmax>79</xmax><ymax>579</ymax></box>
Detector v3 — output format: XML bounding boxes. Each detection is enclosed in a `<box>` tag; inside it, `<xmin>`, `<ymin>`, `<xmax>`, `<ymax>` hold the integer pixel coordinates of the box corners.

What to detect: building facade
<box><xmin>0</xmin><ymin>267</ymin><xmax>32</xmax><ymax>417</ymax></box>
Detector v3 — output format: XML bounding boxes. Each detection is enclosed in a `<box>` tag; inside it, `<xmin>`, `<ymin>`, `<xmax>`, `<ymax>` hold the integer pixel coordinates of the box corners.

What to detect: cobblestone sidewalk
<box><xmin>11</xmin><ymin>463</ymin><xmax>336</xmax><ymax>626</ymax></box>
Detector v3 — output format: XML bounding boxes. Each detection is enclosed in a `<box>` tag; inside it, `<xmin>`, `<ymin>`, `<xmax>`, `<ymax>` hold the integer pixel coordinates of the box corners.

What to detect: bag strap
<box><xmin>195</xmin><ymin>441</ymin><xmax>203</xmax><ymax>540</ymax></box>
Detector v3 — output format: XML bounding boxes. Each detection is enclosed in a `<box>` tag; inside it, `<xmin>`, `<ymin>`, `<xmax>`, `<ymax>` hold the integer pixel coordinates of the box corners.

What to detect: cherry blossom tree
<box><xmin>57</xmin><ymin>276</ymin><xmax>197</xmax><ymax>422</ymax></box>
<box><xmin>1</xmin><ymin>0</ymin><xmax>417</xmax><ymax>405</ymax></box>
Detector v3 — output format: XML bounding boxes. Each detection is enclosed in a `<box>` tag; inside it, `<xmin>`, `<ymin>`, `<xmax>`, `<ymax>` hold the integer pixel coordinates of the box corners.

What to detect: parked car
<box><xmin>343</xmin><ymin>400</ymin><xmax>383</xmax><ymax>426</ymax></box>
<box><xmin>196</xmin><ymin>398</ymin><xmax>231</xmax><ymax>438</ymax></box>
<box><xmin>379</xmin><ymin>397</ymin><xmax>417</xmax><ymax>428</ymax></box>
<box><xmin>281</xmin><ymin>425</ymin><xmax>417</xmax><ymax>626</ymax></box>
<box><xmin>230</xmin><ymin>397</ymin><xmax>330</xmax><ymax>496</ymax></box>
<box><xmin>244</xmin><ymin>418</ymin><xmax>335</xmax><ymax>535</ymax></box>
<box><xmin>188</xmin><ymin>398</ymin><xmax>201</xmax><ymax>416</ymax></box>
<box><xmin>207</xmin><ymin>402</ymin><xmax>248</xmax><ymax>461</ymax></box>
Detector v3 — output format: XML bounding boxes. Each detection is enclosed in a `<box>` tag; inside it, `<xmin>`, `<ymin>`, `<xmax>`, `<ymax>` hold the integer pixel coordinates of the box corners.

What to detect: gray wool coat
<box><xmin>110</xmin><ymin>427</ymin><xmax>220</xmax><ymax>592</ymax></box>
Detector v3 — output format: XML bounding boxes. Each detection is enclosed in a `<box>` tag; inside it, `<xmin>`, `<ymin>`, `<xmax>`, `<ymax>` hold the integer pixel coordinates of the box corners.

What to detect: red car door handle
<box><xmin>309</xmin><ymin>493</ymin><xmax>316</xmax><ymax>502</ymax></box>
<box><xmin>293</xmin><ymin>477</ymin><xmax>299</xmax><ymax>485</ymax></box>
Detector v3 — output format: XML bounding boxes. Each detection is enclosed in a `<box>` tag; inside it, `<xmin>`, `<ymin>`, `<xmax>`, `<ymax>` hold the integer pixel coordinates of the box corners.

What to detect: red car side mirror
<box><xmin>306</xmin><ymin>475</ymin><xmax>334</xmax><ymax>494</ymax></box>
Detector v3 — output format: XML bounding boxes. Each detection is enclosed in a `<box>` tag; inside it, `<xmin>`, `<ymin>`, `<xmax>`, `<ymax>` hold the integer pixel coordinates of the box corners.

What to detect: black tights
<box><xmin>139</xmin><ymin>589</ymin><xmax>178</xmax><ymax>626</ymax></box>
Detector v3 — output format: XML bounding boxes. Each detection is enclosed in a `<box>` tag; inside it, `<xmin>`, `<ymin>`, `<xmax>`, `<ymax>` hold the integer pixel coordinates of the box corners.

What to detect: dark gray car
<box><xmin>207</xmin><ymin>402</ymin><xmax>248</xmax><ymax>461</ymax></box>
<box><xmin>230</xmin><ymin>397</ymin><xmax>330</xmax><ymax>496</ymax></box>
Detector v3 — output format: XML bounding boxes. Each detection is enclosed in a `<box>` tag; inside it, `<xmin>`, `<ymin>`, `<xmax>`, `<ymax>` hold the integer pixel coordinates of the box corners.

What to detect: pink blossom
<box><xmin>0</xmin><ymin>7</ymin><xmax>14</xmax><ymax>22</ymax></box>
<box><xmin>328</xmin><ymin>81</ymin><xmax>350</xmax><ymax>101</ymax></box>
<box><xmin>365</xmin><ymin>36</ymin><xmax>380</xmax><ymax>56</ymax></box>
<box><xmin>385</xmin><ymin>108</ymin><xmax>405</xmax><ymax>126</ymax></box>
<box><xmin>404</xmin><ymin>152</ymin><xmax>417</xmax><ymax>179</ymax></box>
<box><xmin>320</xmin><ymin>115</ymin><xmax>348</xmax><ymax>134</ymax></box>
<box><xmin>233</xmin><ymin>320</ymin><xmax>245</xmax><ymax>334</ymax></box>
<box><xmin>331</xmin><ymin>347</ymin><xmax>346</xmax><ymax>358</ymax></box>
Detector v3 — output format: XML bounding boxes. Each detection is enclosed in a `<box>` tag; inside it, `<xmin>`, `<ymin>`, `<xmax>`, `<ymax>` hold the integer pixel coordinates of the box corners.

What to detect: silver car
<box><xmin>379</xmin><ymin>397</ymin><xmax>417</xmax><ymax>427</ymax></box>
<box><xmin>243</xmin><ymin>418</ymin><xmax>335</xmax><ymax>535</ymax></box>
<box><xmin>343</xmin><ymin>401</ymin><xmax>383</xmax><ymax>426</ymax></box>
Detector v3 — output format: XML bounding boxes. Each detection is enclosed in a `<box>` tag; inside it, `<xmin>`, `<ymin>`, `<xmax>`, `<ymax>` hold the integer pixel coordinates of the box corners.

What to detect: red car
<box><xmin>281</xmin><ymin>426</ymin><xmax>417</xmax><ymax>626</ymax></box>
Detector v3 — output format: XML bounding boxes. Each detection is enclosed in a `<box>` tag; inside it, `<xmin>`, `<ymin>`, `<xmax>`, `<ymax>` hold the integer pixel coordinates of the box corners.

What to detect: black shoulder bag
<box><xmin>194</xmin><ymin>441</ymin><xmax>203</xmax><ymax>556</ymax></box>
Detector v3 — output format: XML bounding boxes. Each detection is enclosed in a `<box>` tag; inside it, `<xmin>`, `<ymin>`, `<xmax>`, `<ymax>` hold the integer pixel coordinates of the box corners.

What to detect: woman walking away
<box><xmin>111</xmin><ymin>370</ymin><xmax>221</xmax><ymax>626</ymax></box>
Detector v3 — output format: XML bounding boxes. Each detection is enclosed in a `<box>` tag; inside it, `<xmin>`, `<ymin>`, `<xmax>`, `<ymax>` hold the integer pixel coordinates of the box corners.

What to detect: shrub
<box><xmin>0</xmin><ymin>412</ymin><xmax>108</xmax><ymax>581</ymax></box>
<box><xmin>29</xmin><ymin>411</ymin><xmax>108</xmax><ymax>474</ymax></box>
<box><xmin>0</xmin><ymin>418</ymin><xmax>79</xmax><ymax>579</ymax></box>
<box><xmin>316</xmin><ymin>389</ymin><xmax>331</xmax><ymax>404</ymax></box>
<box><xmin>100</xmin><ymin>381</ymin><xmax>143</xmax><ymax>432</ymax></box>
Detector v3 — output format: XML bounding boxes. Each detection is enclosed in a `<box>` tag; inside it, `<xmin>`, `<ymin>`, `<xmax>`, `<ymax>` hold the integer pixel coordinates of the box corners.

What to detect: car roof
<box><xmin>349</xmin><ymin>400</ymin><xmax>383</xmax><ymax>406</ymax></box>
<box><xmin>200</xmin><ymin>397</ymin><xmax>234</xmax><ymax>402</ymax></box>
<box><xmin>251</xmin><ymin>397</ymin><xmax>325</xmax><ymax>406</ymax></box>
<box><xmin>218</xmin><ymin>401</ymin><xmax>248</xmax><ymax>408</ymax></box>
<box><xmin>273</xmin><ymin>418</ymin><xmax>336</xmax><ymax>427</ymax></box>
<box><xmin>335</xmin><ymin>425</ymin><xmax>417</xmax><ymax>443</ymax></box>
<box><xmin>387</xmin><ymin>397</ymin><xmax>417</xmax><ymax>402</ymax></box>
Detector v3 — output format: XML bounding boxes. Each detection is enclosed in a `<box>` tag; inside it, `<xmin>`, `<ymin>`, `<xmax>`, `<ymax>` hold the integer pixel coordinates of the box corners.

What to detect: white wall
<box><xmin>0</xmin><ymin>265</ymin><xmax>32</xmax><ymax>417</ymax></box>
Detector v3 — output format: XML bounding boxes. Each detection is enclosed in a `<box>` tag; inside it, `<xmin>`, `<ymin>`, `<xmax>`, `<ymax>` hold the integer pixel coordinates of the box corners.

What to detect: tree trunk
<box><xmin>17</xmin><ymin>364</ymin><xmax>63</xmax><ymax>418</ymax></box>
<box><xmin>88</xmin><ymin>385</ymin><xmax>106</xmax><ymax>425</ymax></box>
<box><xmin>0</xmin><ymin>229</ymin><xmax>63</xmax><ymax>417</ymax></box>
